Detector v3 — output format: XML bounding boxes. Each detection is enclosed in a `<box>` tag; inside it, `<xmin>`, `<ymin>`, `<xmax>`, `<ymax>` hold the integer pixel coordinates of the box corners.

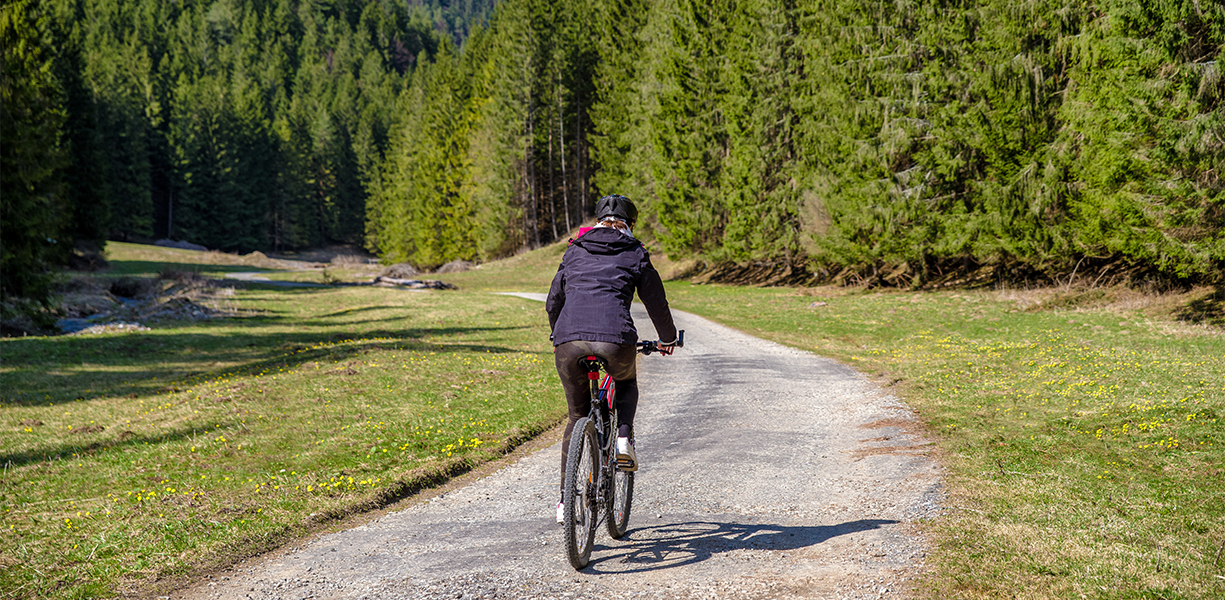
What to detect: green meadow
<box><xmin>668</xmin><ymin>283</ymin><xmax>1225</xmax><ymax>599</ymax></box>
<box><xmin>2</xmin><ymin>242</ymin><xmax>1222</xmax><ymax>599</ymax></box>
<box><xmin>1</xmin><ymin>244</ymin><xmax>566</xmax><ymax>599</ymax></box>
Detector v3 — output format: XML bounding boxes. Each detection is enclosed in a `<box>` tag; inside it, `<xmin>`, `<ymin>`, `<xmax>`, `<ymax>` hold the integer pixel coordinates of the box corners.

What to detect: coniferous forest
<box><xmin>3</xmin><ymin>0</ymin><xmax>1224</xmax><ymax>312</ymax></box>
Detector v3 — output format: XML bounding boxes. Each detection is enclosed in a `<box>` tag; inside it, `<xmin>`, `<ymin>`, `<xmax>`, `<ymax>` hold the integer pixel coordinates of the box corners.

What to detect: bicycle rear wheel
<box><xmin>563</xmin><ymin>417</ymin><xmax>599</xmax><ymax>569</ymax></box>
<box><xmin>606</xmin><ymin>460</ymin><xmax>633</xmax><ymax>539</ymax></box>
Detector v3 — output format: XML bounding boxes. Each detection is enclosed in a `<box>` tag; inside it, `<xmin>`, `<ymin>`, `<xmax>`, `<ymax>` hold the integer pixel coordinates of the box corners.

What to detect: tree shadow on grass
<box><xmin>1</xmin><ymin>424</ymin><xmax>205</xmax><ymax>468</ymax></box>
<box><xmin>106</xmin><ymin>259</ymin><xmax>268</xmax><ymax>277</ymax></box>
<box><xmin>1</xmin><ymin>319</ymin><xmax>545</xmax><ymax>407</ymax></box>
<box><xmin>584</xmin><ymin>519</ymin><xmax>898</xmax><ymax>574</ymax></box>
<box><xmin>313</xmin><ymin>305</ymin><xmax>412</xmax><ymax>319</ymax></box>
<box><xmin>1175</xmin><ymin>285</ymin><xmax>1225</xmax><ymax>327</ymax></box>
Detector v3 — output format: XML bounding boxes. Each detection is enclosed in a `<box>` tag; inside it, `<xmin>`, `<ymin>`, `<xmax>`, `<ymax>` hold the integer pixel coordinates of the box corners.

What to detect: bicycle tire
<box><xmin>606</xmin><ymin>460</ymin><xmax>633</xmax><ymax>539</ymax></box>
<box><xmin>563</xmin><ymin>418</ymin><xmax>599</xmax><ymax>569</ymax></box>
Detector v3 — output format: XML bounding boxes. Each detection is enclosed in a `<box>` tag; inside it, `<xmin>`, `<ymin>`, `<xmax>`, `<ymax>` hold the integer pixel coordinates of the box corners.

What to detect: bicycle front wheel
<box><xmin>563</xmin><ymin>417</ymin><xmax>599</xmax><ymax>569</ymax></box>
<box><xmin>606</xmin><ymin>460</ymin><xmax>633</xmax><ymax>539</ymax></box>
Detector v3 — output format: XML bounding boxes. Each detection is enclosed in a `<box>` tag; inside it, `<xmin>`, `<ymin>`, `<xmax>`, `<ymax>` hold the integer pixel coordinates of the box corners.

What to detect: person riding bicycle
<box><xmin>546</xmin><ymin>194</ymin><xmax>678</xmax><ymax>523</ymax></box>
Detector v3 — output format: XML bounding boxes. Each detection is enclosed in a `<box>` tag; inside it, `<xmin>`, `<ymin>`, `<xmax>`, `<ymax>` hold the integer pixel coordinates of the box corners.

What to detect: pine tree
<box><xmin>472</xmin><ymin>0</ymin><xmax>541</xmax><ymax>250</ymax></box>
<box><xmin>458</xmin><ymin>23</ymin><xmax>523</xmax><ymax>259</ymax></box>
<box><xmin>1</xmin><ymin>0</ymin><xmax>72</xmax><ymax>314</ymax></box>
<box><xmin>713</xmin><ymin>0</ymin><xmax>802</xmax><ymax>264</ymax></box>
<box><xmin>1057</xmin><ymin>0</ymin><xmax>1225</xmax><ymax>281</ymax></box>
<box><xmin>589</xmin><ymin>0</ymin><xmax>654</xmax><ymax>215</ymax></box>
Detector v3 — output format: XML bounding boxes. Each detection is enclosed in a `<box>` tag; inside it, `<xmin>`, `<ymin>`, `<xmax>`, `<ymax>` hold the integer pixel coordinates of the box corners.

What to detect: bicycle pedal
<box><xmin>616</xmin><ymin>458</ymin><xmax>638</xmax><ymax>472</ymax></box>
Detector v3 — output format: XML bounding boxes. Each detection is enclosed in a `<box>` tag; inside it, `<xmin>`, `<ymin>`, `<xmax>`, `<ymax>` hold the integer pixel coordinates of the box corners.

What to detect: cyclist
<box><xmin>545</xmin><ymin>194</ymin><xmax>678</xmax><ymax>523</ymax></box>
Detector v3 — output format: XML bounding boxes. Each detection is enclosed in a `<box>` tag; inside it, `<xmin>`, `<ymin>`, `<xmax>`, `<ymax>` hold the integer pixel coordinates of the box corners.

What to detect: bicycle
<box><xmin>562</xmin><ymin>330</ymin><xmax>685</xmax><ymax>570</ymax></box>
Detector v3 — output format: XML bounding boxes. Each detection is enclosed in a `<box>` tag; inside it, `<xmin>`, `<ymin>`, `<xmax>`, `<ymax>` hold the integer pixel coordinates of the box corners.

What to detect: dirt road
<box><xmin>179</xmin><ymin>295</ymin><xmax>942</xmax><ymax>600</ymax></box>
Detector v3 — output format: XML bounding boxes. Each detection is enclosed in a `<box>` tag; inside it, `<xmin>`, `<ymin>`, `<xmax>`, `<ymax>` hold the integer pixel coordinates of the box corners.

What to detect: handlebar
<box><xmin>637</xmin><ymin>330</ymin><xmax>684</xmax><ymax>355</ymax></box>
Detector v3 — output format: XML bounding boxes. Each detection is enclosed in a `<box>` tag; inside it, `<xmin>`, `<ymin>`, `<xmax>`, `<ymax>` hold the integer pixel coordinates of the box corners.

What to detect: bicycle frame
<box><xmin>577</xmin><ymin>356</ymin><xmax>617</xmax><ymax>523</ymax></box>
<box><xmin>575</xmin><ymin>329</ymin><xmax>685</xmax><ymax>521</ymax></box>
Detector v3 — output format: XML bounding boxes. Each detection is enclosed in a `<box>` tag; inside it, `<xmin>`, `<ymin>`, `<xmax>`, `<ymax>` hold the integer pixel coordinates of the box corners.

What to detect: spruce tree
<box><xmin>1</xmin><ymin>0</ymin><xmax>72</xmax><ymax>314</ymax></box>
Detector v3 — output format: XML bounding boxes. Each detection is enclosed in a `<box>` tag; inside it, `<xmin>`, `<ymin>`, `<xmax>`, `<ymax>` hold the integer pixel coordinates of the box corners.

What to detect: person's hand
<box><xmin>657</xmin><ymin>339</ymin><xmax>676</xmax><ymax>355</ymax></box>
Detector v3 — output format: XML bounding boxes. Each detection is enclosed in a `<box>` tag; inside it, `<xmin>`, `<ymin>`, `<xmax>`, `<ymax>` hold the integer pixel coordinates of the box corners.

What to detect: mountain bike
<box><xmin>563</xmin><ymin>330</ymin><xmax>684</xmax><ymax>570</ymax></box>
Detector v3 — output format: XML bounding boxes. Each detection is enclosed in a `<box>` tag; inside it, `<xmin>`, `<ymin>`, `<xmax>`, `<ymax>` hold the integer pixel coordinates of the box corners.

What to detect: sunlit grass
<box><xmin>1</xmin><ymin>247</ymin><xmax>564</xmax><ymax>599</ymax></box>
<box><xmin>100</xmin><ymin>242</ymin><xmax>285</xmax><ymax>278</ymax></box>
<box><xmin>668</xmin><ymin>283</ymin><xmax>1225</xmax><ymax>599</ymax></box>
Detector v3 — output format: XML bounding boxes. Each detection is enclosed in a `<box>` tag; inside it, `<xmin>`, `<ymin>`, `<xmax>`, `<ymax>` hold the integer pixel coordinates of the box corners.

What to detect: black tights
<box><xmin>554</xmin><ymin>341</ymin><xmax>638</xmax><ymax>496</ymax></box>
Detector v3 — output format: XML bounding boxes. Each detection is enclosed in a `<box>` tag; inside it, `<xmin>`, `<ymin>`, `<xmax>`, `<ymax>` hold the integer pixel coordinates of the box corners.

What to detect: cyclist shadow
<box><xmin>586</xmin><ymin>518</ymin><xmax>897</xmax><ymax>573</ymax></box>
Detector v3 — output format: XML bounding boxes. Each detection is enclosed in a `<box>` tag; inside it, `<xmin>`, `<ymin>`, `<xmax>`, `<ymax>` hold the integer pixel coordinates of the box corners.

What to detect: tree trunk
<box><xmin>577</xmin><ymin>107</ymin><xmax>585</xmax><ymax>220</ymax></box>
<box><xmin>549</xmin><ymin>104</ymin><xmax>558</xmax><ymax>240</ymax></box>
<box><xmin>527</xmin><ymin>102</ymin><xmax>539</xmax><ymax>248</ymax></box>
<box><xmin>560</xmin><ymin>85</ymin><xmax>571</xmax><ymax>234</ymax></box>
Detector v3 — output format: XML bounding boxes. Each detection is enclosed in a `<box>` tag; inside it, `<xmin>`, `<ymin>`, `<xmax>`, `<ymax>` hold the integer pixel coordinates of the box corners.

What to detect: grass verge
<box><xmin>666</xmin><ymin>282</ymin><xmax>1225</xmax><ymax>599</ymax></box>
<box><xmin>1</xmin><ymin>246</ymin><xmax>563</xmax><ymax>599</ymax></box>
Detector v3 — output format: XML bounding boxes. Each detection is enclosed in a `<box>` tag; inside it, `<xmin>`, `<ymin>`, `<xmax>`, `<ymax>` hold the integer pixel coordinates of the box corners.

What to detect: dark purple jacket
<box><xmin>546</xmin><ymin>227</ymin><xmax>677</xmax><ymax>347</ymax></box>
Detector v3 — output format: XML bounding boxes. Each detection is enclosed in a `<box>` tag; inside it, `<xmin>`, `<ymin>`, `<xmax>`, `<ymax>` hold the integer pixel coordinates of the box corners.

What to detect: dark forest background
<box><xmin>4</xmin><ymin>0</ymin><xmax>1224</xmax><ymax>313</ymax></box>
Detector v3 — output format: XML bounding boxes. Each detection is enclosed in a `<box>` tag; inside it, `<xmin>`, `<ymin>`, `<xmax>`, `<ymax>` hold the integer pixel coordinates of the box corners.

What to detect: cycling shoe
<box><xmin>615</xmin><ymin>437</ymin><xmax>639</xmax><ymax>472</ymax></box>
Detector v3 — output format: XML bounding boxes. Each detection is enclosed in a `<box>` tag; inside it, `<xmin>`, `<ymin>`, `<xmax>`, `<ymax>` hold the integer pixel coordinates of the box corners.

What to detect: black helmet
<box><xmin>595</xmin><ymin>194</ymin><xmax>638</xmax><ymax>227</ymax></box>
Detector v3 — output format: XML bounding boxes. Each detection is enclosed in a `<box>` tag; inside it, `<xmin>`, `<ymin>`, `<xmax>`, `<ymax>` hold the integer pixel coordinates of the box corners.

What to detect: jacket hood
<box><xmin>572</xmin><ymin>226</ymin><xmax>641</xmax><ymax>255</ymax></box>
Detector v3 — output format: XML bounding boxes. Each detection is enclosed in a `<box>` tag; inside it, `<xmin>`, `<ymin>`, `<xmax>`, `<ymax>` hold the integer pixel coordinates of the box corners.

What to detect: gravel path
<box><xmin>178</xmin><ymin>295</ymin><xmax>942</xmax><ymax>600</ymax></box>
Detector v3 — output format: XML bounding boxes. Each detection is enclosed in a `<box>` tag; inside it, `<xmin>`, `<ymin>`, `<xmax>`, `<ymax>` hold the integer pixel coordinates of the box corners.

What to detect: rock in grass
<box><xmin>380</xmin><ymin>263</ymin><xmax>420</xmax><ymax>279</ymax></box>
<box><xmin>435</xmin><ymin>260</ymin><xmax>473</xmax><ymax>274</ymax></box>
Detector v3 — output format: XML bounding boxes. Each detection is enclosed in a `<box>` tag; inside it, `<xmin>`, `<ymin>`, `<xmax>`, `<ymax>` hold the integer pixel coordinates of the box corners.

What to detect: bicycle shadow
<box><xmin>585</xmin><ymin>518</ymin><xmax>897</xmax><ymax>573</ymax></box>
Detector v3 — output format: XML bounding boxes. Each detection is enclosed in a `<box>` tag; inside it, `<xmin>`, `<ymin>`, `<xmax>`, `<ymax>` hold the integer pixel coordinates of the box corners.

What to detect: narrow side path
<box><xmin>180</xmin><ymin>299</ymin><xmax>942</xmax><ymax>600</ymax></box>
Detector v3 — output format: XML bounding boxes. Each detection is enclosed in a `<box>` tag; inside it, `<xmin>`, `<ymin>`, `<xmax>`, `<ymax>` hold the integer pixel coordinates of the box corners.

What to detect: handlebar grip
<box><xmin>637</xmin><ymin>330</ymin><xmax>683</xmax><ymax>355</ymax></box>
